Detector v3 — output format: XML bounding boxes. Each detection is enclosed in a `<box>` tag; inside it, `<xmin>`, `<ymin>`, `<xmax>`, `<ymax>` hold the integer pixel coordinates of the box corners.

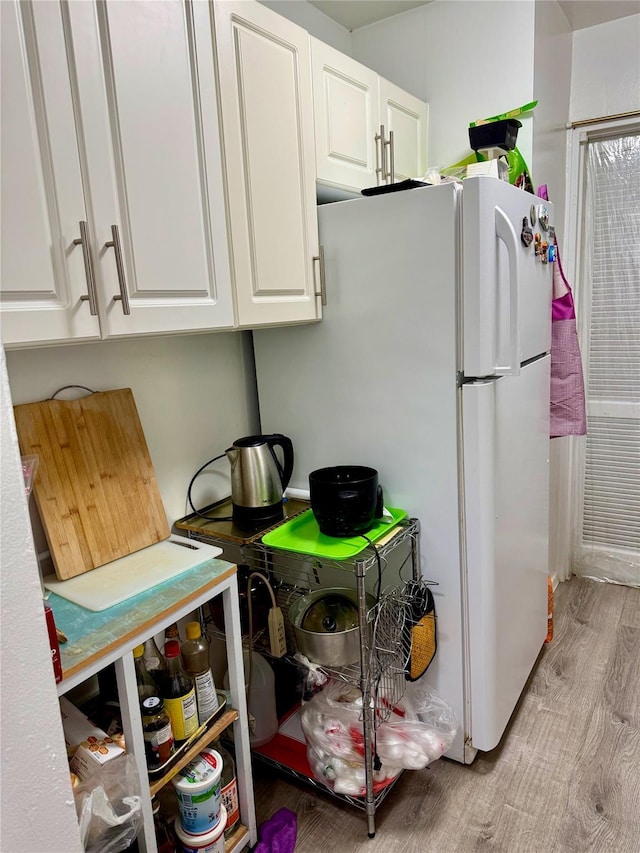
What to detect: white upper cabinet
<box><xmin>311</xmin><ymin>39</ymin><xmax>379</xmax><ymax>191</ymax></box>
<box><xmin>1</xmin><ymin>0</ymin><xmax>234</xmax><ymax>348</ymax></box>
<box><xmin>311</xmin><ymin>38</ymin><xmax>428</xmax><ymax>193</ymax></box>
<box><xmin>70</xmin><ymin>0</ymin><xmax>235</xmax><ymax>339</ymax></box>
<box><xmin>1</xmin><ymin>0</ymin><xmax>101</xmax><ymax>346</ymax></box>
<box><xmin>379</xmin><ymin>77</ymin><xmax>428</xmax><ymax>183</ymax></box>
<box><xmin>213</xmin><ymin>1</ymin><xmax>322</xmax><ymax>328</ymax></box>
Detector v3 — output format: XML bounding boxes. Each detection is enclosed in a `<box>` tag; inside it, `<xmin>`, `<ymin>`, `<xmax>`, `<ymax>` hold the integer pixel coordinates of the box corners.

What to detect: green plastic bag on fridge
<box><xmin>443</xmin><ymin>101</ymin><xmax>537</xmax><ymax>190</ymax></box>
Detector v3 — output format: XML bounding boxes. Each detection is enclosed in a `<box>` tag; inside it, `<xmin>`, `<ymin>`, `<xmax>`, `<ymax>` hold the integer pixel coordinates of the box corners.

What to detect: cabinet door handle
<box><xmin>375</xmin><ymin>125</ymin><xmax>386</xmax><ymax>185</ymax></box>
<box><xmin>384</xmin><ymin>130</ymin><xmax>395</xmax><ymax>184</ymax></box>
<box><xmin>374</xmin><ymin>128</ymin><xmax>382</xmax><ymax>185</ymax></box>
<box><xmin>313</xmin><ymin>246</ymin><xmax>326</xmax><ymax>306</ymax></box>
<box><xmin>73</xmin><ymin>221</ymin><xmax>99</xmax><ymax>316</ymax></box>
<box><xmin>104</xmin><ymin>225</ymin><xmax>131</xmax><ymax>315</ymax></box>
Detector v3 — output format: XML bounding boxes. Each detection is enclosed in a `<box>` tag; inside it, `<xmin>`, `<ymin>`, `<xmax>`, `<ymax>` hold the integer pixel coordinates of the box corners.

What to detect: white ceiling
<box><xmin>308</xmin><ymin>0</ymin><xmax>429</xmax><ymax>30</ymax></box>
<box><xmin>307</xmin><ymin>0</ymin><xmax>640</xmax><ymax>32</ymax></box>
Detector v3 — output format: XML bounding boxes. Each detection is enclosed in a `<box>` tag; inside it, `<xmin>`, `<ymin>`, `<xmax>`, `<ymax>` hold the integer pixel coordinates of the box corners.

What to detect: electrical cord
<box><xmin>245</xmin><ymin>572</ymin><xmax>278</xmax><ymax>725</ymax></box>
<box><xmin>186</xmin><ymin>452</ymin><xmax>233</xmax><ymax>522</ymax></box>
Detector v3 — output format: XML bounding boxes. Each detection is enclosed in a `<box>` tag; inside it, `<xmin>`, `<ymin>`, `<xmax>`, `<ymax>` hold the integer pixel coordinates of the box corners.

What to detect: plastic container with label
<box><xmin>172</xmin><ymin>747</ymin><xmax>223</xmax><ymax>835</ymax></box>
<box><xmin>174</xmin><ymin>804</ymin><xmax>227</xmax><ymax>853</ymax></box>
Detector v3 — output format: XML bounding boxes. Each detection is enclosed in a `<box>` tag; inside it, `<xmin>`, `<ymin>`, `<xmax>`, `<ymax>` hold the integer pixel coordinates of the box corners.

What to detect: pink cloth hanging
<box><xmin>537</xmin><ymin>183</ymin><xmax>587</xmax><ymax>438</ymax></box>
<box><xmin>549</xmin><ymin>245</ymin><xmax>587</xmax><ymax>438</ymax></box>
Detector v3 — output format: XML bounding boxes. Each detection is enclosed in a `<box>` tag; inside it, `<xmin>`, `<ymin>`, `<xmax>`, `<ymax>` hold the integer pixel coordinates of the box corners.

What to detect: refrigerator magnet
<box><xmin>521</xmin><ymin>217</ymin><xmax>534</xmax><ymax>247</ymax></box>
<box><xmin>538</xmin><ymin>205</ymin><xmax>550</xmax><ymax>231</ymax></box>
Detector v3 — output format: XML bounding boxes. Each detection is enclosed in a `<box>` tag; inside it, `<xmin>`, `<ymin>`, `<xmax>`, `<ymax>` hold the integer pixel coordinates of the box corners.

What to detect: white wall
<box><xmin>533</xmin><ymin>0</ymin><xmax>572</xmax><ymax>229</ymax></box>
<box><xmin>260</xmin><ymin>0</ymin><xmax>351</xmax><ymax>51</ymax></box>
<box><xmin>1</xmin><ymin>347</ymin><xmax>82</xmax><ymax>852</ymax></box>
<box><xmin>351</xmin><ymin>0</ymin><xmax>536</xmax><ymax>171</ymax></box>
<box><xmin>351</xmin><ymin>4</ymin><xmax>428</xmax><ymax>100</ymax></box>
<box><xmin>6</xmin><ymin>332</ymin><xmax>259</xmax><ymax>540</ymax></box>
<box><xmin>532</xmin><ymin>1</ymin><xmax>573</xmax><ymax>583</ymax></box>
<box><xmin>570</xmin><ymin>14</ymin><xmax>640</xmax><ymax>121</ymax></box>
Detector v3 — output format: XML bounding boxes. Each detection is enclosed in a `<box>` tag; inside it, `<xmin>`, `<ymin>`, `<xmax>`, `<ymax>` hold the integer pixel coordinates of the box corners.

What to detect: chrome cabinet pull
<box><xmin>104</xmin><ymin>224</ymin><xmax>130</xmax><ymax>315</ymax></box>
<box><xmin>313</xmin><ymin>245</ymin><xmax>326</xmax><ymax>306</ymax></box>
<box><xmin>384</xmin><ymin>130</ymin><xmax>395</xmax><ymax>184</ymax></box>
<box><xmin>374</xmin><ymin>128</ymin><xmax>382</xmax><ymax>185</ymax></box>
<box><xmin>73</xmin><ymin>220</ymin><xmax>99</xmax><ymax>315</ymax></box>
<box><xmin>375</xmin><ymin>124</ymin><xmax>386</xmax><ymax>185</ymax></box>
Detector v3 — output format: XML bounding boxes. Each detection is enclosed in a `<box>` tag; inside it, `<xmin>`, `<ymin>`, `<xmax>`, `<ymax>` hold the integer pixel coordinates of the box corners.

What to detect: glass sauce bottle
<box><xmin>151</xmin><ymin>797</ymin><xmax>176</xmax><ymax>853</ymax></box>
<box><xmin>159</xmin><ymin>639</ymin><xmax>198</xmax><ymax>744</ymax></box>
<box><xmin>133</xmin><ymin>644</ymin><xmax>156</xmax><ymax>701</ymax></box>
<box><xmin>143</xmin><ymin>636</ymin><xmax>167</xmax><ymax>688</ymax></box>
<box><xmin>181</xmin><ymin>621</ymin><xmax>219</xmax><ymax>724</ymax></box>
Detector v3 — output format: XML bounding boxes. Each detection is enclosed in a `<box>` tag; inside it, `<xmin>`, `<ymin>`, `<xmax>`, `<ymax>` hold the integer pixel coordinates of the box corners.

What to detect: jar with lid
<box><xmin>141</xmin><ymin>696</ymin><xmax>174</xmax><ymax>770</ymax></box>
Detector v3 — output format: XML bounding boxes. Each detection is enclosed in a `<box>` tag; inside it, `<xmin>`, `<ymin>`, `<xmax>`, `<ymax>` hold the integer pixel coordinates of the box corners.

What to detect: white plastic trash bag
<box><xmin>300</xmin><ymin>678</ymin><xmax>457</xmax><ymax>796</ymax></box>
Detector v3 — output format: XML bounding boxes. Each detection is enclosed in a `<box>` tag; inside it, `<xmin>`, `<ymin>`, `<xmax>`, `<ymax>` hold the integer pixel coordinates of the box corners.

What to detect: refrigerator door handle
<box><xmin>494</xmin><ymin>206</ymin><xmax>520</xmax><ymax>376</ymax></box>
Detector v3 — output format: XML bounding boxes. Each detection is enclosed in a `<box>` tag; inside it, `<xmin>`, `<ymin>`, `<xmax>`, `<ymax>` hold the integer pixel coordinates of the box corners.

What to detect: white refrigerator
<box><xmin>253</xmin><ymin>176</ymin><xmax>553</xmax><ymax>763</ymax></box>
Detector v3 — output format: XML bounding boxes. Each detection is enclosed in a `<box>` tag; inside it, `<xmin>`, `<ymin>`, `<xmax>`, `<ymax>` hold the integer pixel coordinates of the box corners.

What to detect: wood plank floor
<box><xmin>252</xmin><ymin>577</ymin><xmax>640</xmax><ymax>852</ymax></box>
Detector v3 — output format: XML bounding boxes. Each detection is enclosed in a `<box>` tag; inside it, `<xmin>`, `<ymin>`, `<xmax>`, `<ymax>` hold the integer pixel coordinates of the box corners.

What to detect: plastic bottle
<box><xmin>181</xmin><ymin>621</ymin><xmax>219</xmax><ymax>724</ymax></box>
<box><xmin>224</xmin><ymin>650</ymin><xmax>278</xmax><ymax>747</ymax></box>
<box><xmin>141</xmin><ymin>696</ymin><xmax>174</xmax><ymax>770</ymax></box>
<box><xmin>143</xmin><ymin>636</ymin><xmax>167</xmax><ymax>687</ymax></box>
<box><xmin>133</xmin><ymin>644</ymin><xmax>157</xmax><ymax>701</ymax></box>
<box><xmin>213</xmin><ymin>738</ymin><xmax>240</xmax><ymax>839</ymax></box>
<box><xmin>159</xmin><ymin>639</ymin><xmax>198</xmax><ymax>744</ymax></box>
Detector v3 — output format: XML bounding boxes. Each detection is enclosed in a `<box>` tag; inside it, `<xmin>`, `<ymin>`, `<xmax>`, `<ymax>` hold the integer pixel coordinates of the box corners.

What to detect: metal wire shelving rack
<box><xmin>176</xmin><ymin>501</ymin><xmax>421</xmax><ymax>837</ymax></box>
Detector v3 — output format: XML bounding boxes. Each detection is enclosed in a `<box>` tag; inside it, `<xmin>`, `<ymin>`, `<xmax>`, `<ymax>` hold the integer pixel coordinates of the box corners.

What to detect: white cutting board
<box><xmin>43</xmin><ymin>535</ymin><xmax>223</xmax><ymax>611</ymax></box>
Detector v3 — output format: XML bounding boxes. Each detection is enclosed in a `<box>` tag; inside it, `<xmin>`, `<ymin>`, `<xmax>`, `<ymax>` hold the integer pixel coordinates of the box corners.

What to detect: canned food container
<box><xmin>174</xmin><ymin>805</ymin><xmax>227</xmax><ymax>853</ymax></box>
<box><xmin>172</xmin><ymin>748</ymin><xmax>223</xmax><ymax>834</ymax></box>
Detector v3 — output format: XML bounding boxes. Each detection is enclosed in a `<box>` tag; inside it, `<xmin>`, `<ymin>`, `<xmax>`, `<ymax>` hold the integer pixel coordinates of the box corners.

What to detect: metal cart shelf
<box><xmin>176</xmin><ymin>501</ymin><xmax>421</xmax><ymax>837</ymax></box>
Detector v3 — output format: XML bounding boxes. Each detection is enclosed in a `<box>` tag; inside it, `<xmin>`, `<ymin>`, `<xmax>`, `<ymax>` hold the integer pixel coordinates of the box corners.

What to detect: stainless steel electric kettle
<box><xmin>226</xmin><ymin>434</ymin><xmax>294</xmax><ymax>528</ymax></box>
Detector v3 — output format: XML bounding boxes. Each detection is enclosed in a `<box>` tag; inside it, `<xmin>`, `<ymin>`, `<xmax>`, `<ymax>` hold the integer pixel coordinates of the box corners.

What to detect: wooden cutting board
<box><xmin>13</xmin><ymin>388</ymin><xmax>170</xmax><ymax>580</ymax></box>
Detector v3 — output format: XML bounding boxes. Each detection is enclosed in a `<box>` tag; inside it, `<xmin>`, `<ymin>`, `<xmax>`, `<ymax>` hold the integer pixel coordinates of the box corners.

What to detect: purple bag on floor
<box><xmin>550</xmin><ymin>246</ymin><xmax>587</xmax><ymax>438</ymax></box>
<box><xmin>254</xmin><ymin>807</ymin><xmax>297</xmax><ymax>853</ymax></box>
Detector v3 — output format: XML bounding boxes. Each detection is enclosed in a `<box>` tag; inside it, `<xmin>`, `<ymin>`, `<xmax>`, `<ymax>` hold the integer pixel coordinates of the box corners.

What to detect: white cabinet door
<box><xmin>1</xmin><ymin>1</ymin><xmax>234</xmax><ymax>348</ymax></box>
<box><xmin>1</xmin><ymin>1</ymin><xmax>100</xmax><ymax>347</ymax></box>
<box><xmin>66</xmin><ymin>0</ymin><xmax>234</xmax><ymax>337</ymax></box>
<box><xmin>214</xmin><ymin>1</ymin><xmax>321</xmax><ymax>328</ymax></box>
<box><xmin>310</xmin><ymin>40</ymin><xmax>428</xmax><ymax>193</ymax></box>
<box><xmin>311</xmin><ymin>38</ymin><xmax>380</xmax><ymax>192</ymax></box>
<box><xmin>379</xmin><ymin>78</ymin><xmax>428</xmax><ymax>182</ymax></box>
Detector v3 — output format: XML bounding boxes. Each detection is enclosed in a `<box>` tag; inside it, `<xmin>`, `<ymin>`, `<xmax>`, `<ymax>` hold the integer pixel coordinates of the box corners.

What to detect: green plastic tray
<box><xmin>261</xmin><ymin>507</ymin><xmax>407</xmax><ymax>560</ymax></box>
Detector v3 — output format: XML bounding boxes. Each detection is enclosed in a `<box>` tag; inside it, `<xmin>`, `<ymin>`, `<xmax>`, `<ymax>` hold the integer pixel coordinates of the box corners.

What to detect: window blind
<box><xmin>578</xmin><ymin>134</ymin><xmax>640</xmax><ymax>582</ymax></box>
